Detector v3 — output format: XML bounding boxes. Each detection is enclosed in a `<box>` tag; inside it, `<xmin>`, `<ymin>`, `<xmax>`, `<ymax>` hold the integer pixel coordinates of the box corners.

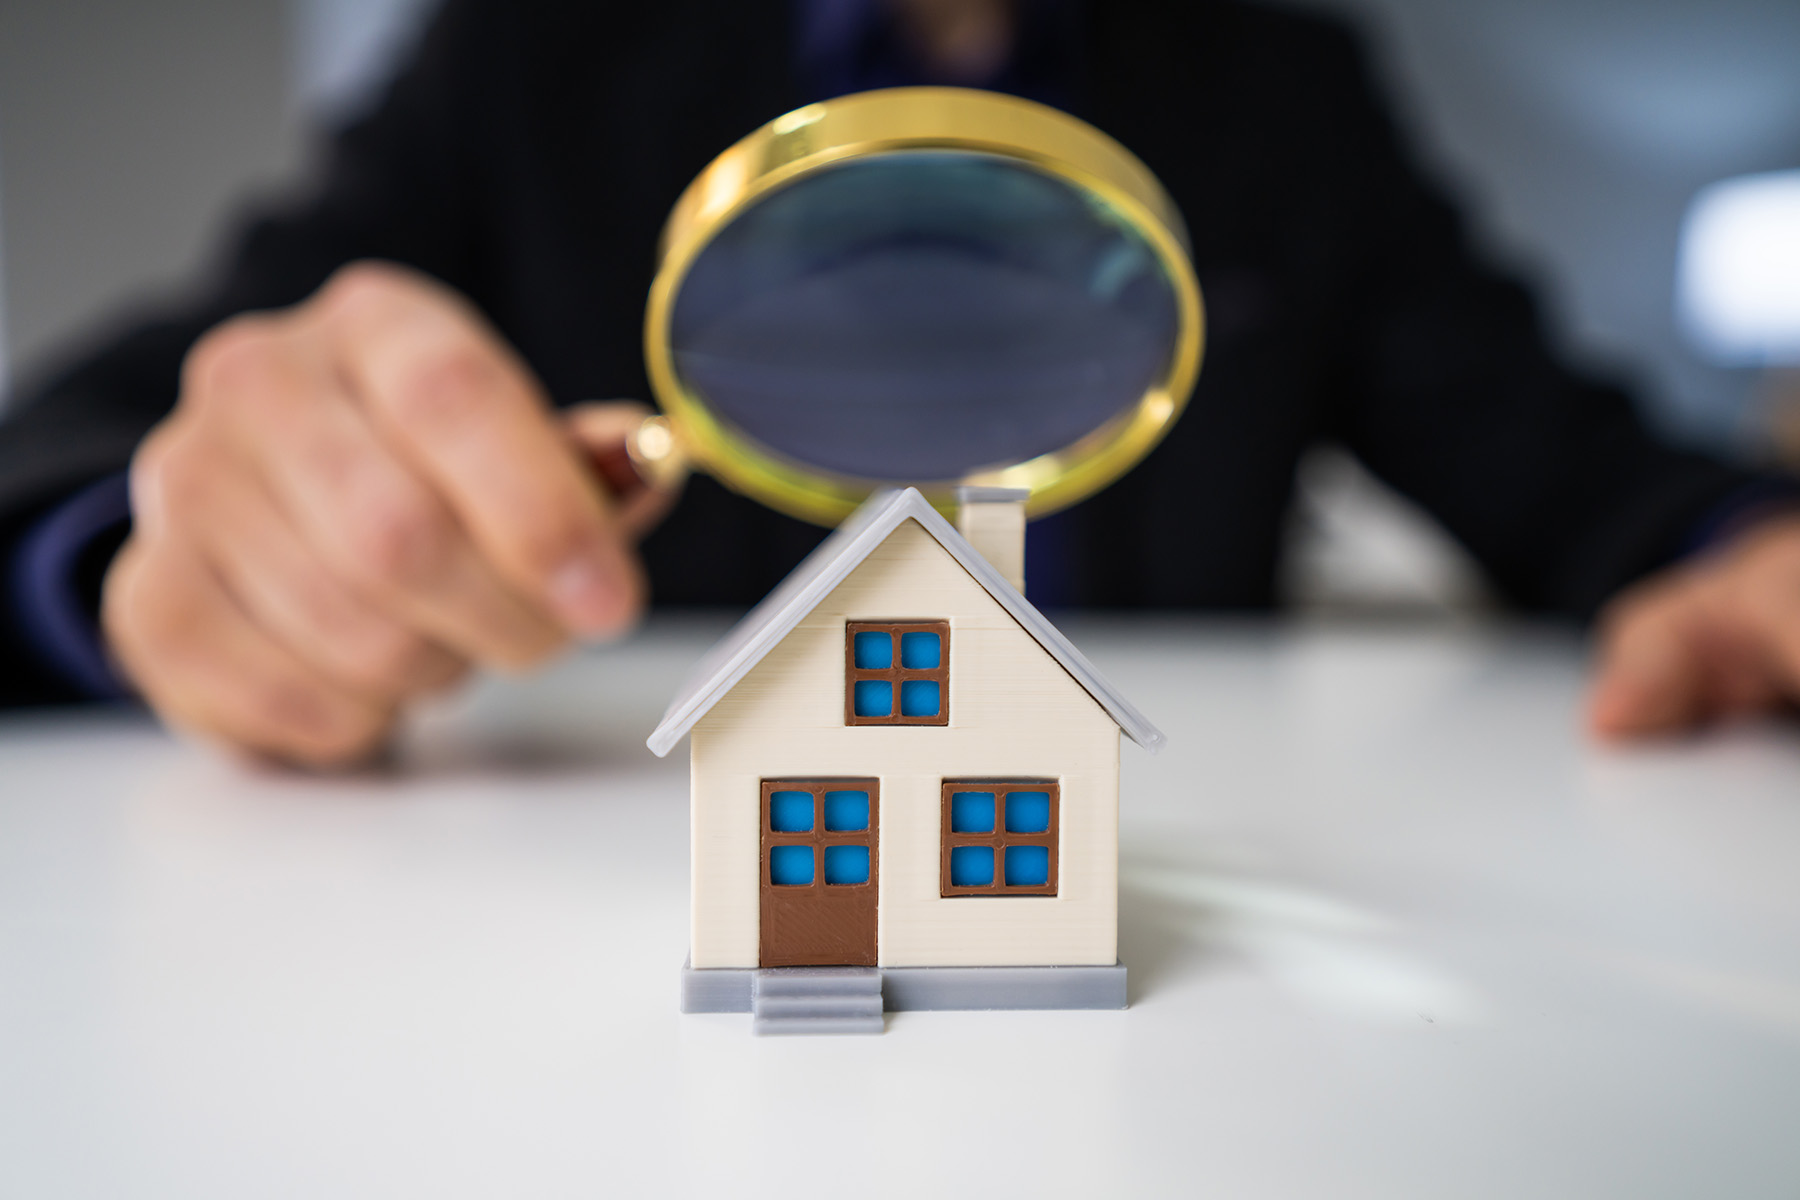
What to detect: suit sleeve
<box><xmin>0</xmin><ymin>0</ymin><xmax>492</xmax><ymax>705</ymax></box>
<box><xmin>1309</xmin><ymin>23</ymin><xmax>1787</xmax><ymax>618</ymax></box>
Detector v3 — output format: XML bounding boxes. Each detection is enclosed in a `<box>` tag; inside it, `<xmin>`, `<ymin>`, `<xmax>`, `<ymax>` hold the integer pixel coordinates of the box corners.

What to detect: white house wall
<box><xmin>689</xmin><ymin>518</ymin><xmax>1120</xmax><ymax>969</ymax></box>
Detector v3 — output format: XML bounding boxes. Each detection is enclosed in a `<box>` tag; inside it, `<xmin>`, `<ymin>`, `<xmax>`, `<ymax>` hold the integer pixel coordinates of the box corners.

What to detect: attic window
<box><xmin>941</xmin><ymin>781</ymin><xmax>1059</xmax><ymax>896</ymax></box>
<box><xmin>845</xmin><ymin>621</ymin><xmax>949</xmax><ymax>726</ymax></box>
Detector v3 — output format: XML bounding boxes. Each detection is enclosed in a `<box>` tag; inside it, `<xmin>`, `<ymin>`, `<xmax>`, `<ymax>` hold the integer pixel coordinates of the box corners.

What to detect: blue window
<box><xmin>1005</xmin><ymin>845</ymin><xmax>1050</xmax><ymax>887</ymax></box>
<box><xmin>950</xmin><ymin>846</ymin><xmax>994</xmax><ymax>887</ymax></box>
<box><xmin>900</xmin><ymin>631</ymin><xmax>941</xmax><ymax>669</ymax></box>
<box><xmin>846</xmin><ymin>621</ymin><xmax>948</xmax><ymax>726</ymax></box>
<box><xmin>900</xmin><ymin>679</ymin><xmax>940</xmax><ymax>717</ymax></box>
<box><xmin>854</xmin><ymin>680</ymin><xmax>893</xmax><ymax>717</ymax></box>
<box><xmin>823</xmin><ymin>790</ymin><xmax>870</xmax><ymax>831</ymax></box>
<box><xmin>769</xmin><ymin>790</ymin><xmax>814</xmax><ymax>832</ymax></box>
<box><xmin>1005</xmin><ymin>791</ymin><xmax>1051</xmax><ymax>833</ymax></box>
<box><xmin>853</xmin><ymin>631</ymin><xmax>892</xmax><ymax>668</ymax></box>
<box><xmin>769</xmin><ymin>845</ymin><xmax>814</xmax><ymax>886</ymax></box>
<box><xmin>950</xmin><ymin>791</ymin><xmax>996</xmax><ymax>833</ymax></box>
<box><xmin>824</xmin><ymin>845</ymin><xmax>871</xmax><ymax>885</ymax></box>
<box><xmin>765</xmin><ymin>781</ymin><xmax>877</xmax><ymax>895</ymax></box>
<box><xmin>941</xmin><ymin>781</ymin><xmax>1059</xmax><ymax>896</ymax></box>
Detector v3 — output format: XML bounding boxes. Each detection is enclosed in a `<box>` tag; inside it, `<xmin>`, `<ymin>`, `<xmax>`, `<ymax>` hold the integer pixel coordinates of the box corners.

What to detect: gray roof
<box><xmin>646</xmin><ymin>488</ymin><xmax>1165</xmax><ymax>757</ymax></box>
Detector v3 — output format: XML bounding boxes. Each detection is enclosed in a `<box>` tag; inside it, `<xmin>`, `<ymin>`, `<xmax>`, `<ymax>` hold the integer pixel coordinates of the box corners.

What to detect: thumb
<box><xmin>1587</xmin><ymin>592</ymin><xmax>1708</xmax><ymax>740</ymax></box>
<box><xmin>563</xmin><ymin>401</ymin><xmax>684</xmax><ymax>539</ymax></box>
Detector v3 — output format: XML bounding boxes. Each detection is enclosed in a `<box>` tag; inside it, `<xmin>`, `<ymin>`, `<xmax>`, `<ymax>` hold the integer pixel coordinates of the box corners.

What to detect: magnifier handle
<box><xmin>565</xmin><ymin>402</ymin><xmax>690</xmax><ymax>536</ymax></box>
<box><xmin>625</xmin><ymin>412</ymin><xmax>691</xmax><ymax>490</ymax></box>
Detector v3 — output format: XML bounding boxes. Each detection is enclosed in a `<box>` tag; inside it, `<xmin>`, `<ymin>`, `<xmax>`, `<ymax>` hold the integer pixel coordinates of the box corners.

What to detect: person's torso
<box><xmin>460</xmin><ymin>0</ymin><xmax>1367</xmax><ymax>608</ymax></box>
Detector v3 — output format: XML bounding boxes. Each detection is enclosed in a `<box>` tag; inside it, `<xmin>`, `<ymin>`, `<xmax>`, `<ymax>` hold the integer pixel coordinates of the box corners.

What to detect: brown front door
<box><xmin>760</xmin><ymin>779</ymin><xmax>879</xmax><ymax>967</ymax></box>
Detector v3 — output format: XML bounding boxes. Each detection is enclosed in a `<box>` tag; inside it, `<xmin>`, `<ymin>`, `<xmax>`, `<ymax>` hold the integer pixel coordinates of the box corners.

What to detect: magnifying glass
<box><xmin>628</xmin><ymin>86</ymin><xmax>1204</xmax><ymax>525</ymax></box>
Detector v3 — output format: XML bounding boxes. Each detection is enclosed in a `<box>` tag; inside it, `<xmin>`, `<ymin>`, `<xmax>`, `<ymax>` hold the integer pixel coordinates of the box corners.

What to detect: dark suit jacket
<box><xmin>0</xmin><ymin>0</ymin><xmax>1767</xmax><ymax>705</ymax></box>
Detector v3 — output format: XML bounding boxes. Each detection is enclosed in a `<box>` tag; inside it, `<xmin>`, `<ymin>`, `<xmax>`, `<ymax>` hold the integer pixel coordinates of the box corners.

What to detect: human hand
<box><xmin>1588</xmin><ymin>511</ymin><xmax>1800</xmax><ymax>739</ymax></box>
<box><xmin>103</xmin><ymin>261</ymin><xmax>677</xmax><ymax>765</ymax></box>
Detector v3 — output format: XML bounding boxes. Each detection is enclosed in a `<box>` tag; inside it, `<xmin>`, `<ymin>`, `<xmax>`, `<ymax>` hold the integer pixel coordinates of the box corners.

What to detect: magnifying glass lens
<box><xmin>669</xmin><ymin>151</ymin><xmax>1183</xmax><ymax>483</ymax></box>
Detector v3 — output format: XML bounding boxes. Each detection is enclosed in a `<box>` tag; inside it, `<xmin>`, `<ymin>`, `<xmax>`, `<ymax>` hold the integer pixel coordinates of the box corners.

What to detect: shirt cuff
<box><xmin>1683</xmin><ymin>476</ymin><xmax>1800</xmax><ymax>559</ymax></box>
<box><xmin>9</xmin><ymin>473</ymin><xmax>133</xmax><ymax>700</ymax></box>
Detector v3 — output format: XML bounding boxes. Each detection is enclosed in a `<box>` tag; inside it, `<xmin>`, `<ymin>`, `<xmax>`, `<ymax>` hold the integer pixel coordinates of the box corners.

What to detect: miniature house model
<box><xmin>648</xmin><ymin>487</ymin><xmax>1163</xmax><ymax>1033</ymax></box>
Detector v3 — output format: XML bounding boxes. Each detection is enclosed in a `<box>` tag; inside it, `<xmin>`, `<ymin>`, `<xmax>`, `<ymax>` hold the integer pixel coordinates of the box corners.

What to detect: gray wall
<box><xmin>1</xmin><ymin>0</ymin><xmax>1798</xmax><ymax>452</ymax></box>
<box><xmin>0</xmin><ymin>0</ymin><xmax>304</xmax><ymax>396</ymax></box>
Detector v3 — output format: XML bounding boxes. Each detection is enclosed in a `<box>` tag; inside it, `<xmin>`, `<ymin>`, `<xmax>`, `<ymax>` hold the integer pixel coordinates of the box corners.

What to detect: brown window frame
<box><xmin>761</xmin><ymin>779</ymin><xmax>881</xmax><ymax>893</ymax></box>
<box><xmin>844</xmin><ymin>620</ymin><xmax>950</xmax><ymax>727</ymax></box>
<box><xmin>939</xmin><ymin>780</ymin><xmax>1059</xmax><ymax>897</ymax></box>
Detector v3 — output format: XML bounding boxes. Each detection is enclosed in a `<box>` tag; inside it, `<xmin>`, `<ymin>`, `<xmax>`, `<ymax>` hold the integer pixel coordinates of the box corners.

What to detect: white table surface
<box><xmin>4</xmin><ymin>616</ymin><xmax>1799</xmax><ymax>1198</ymax></box>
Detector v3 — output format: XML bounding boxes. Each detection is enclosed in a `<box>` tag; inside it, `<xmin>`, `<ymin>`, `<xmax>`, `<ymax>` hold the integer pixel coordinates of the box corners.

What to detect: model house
<box><xmin>648</xmin><ymin>487</ymin><xmax>1163</xmax><ymax>1033</ymax></box>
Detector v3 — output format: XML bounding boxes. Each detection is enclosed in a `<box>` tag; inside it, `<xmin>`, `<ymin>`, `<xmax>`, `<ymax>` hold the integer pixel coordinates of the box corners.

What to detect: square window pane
<box><xmin>900</xmin><ymin>631</ymin><xmax>941</xmax><ymax>669</ymax></box>
<box><xmin>853</xmin><ymin>631</ymin><xmax>892</xmax><ymax>669</ymax></box>
<box><xmin>770</xmin><ymin>845</ymin><xmax>814</xmax><ymax>886</ymax></box>
<box><xmin>769</xmin><ymin>790</ymin><xmax>814</xmax><ymax>832</ymax></box>
<box><xmin>900</xmin><ymin>679</ymin><xmax>940</xmax><ymax>717</ymax></box>
<box><xmin>950</xmin><ymin>845</ymin><xmax>994</xmax><ymax>887</ymax></box>
<box><xmin>950</xmin><ymin>791</ymin><xmax>995</xmax><ymax>833</ymax></box>
<box><xmin>823</xmin><ymin>844</ymin><xmax>870</xmax><ymax>885</ymax></box>
<box><xmin>823</xmin><ymin>790</ymin><xmax>869</xmax><ymax>831</ymax></box>
<box><xmin>1004</xmin><ymin>791</ymin><xmax>1051</xmax><ymax>833</ymax></box>
<box><xmin>854</xmin><ymin>680</ymin><xmax>893</xmax><ymax>717</ymax></box>
<box><xmin>1005</xmin><ymin>845</ymin><xmax>1050</xmax><ymax>887</ymax></box>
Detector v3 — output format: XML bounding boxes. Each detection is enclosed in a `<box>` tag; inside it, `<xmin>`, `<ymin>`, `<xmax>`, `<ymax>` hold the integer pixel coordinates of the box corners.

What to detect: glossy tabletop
<box><xmin>4</xmin><ymin>618</ymin><xmax>1799</xmax><ymax>1198</ymax></box>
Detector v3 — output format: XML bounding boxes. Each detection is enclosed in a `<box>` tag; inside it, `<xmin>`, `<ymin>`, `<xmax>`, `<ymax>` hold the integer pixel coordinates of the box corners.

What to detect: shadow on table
<box><xmin>1120</xmin><ymin>842</ymin><xmax>1487</xmax><ymax>1023</ymax></box>
<box><xmin>391</xmin><ymin>726</ymin><xmax>671</xmax><ymax>780</ymax></box>
<box><xmin>1118</xmin><ymin>861</ymin><xmax>1229</xmax><ymax>1004</ymax></box>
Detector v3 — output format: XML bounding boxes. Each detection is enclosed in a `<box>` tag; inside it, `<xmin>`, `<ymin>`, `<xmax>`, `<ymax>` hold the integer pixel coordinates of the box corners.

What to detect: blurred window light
<box><xmin>289</xmin><ymin>0</ymin><xmax>440</xmax><ymax>120</ymax></box>
<box><xmin>0</xmin><ymin>138</ymin><xmax>10</xmax><ymax>405</ymax></box>
<box><xmin>1678</xmin><ymin>169</ymin><xmax>1800</xmax><ymax>366</ymax></box>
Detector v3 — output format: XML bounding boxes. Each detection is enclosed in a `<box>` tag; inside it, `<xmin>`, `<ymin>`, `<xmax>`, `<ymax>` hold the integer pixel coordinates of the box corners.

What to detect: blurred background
<box><xmin>0</xmin><ymin>0</ymin><xmax>1797</xmax><ymax>613</ymax></box>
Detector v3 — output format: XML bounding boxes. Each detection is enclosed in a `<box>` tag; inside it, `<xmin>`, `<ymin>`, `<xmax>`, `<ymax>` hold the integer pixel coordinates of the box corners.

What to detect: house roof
<box><xmin>646</xmin><ymin>487</ymin><xmax>1165</xmax><ymax>757</ymax></box>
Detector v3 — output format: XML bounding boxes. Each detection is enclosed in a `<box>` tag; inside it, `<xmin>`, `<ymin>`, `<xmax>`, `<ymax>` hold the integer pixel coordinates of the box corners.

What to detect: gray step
<box><xmin>679</xmin><ymin>959</ymin><xmax>1130</xmax><ymax>1017</ymax></box>
<box><xmin>753</xmin><ymin>993</ymin><xmax>884</xmax><ymax>1021</ymax></box>
<box><xmin>751</xmin><ymin>967</ymin><xmax>885</xmax><ymax>1036</ymax></box>
<box><xmin>753</xmin><ymin>1012</ymin><xmax>884</xmax><ymax>1036</ymax></box>
<box><xmin>753</xmin><ymin>967</ymin><xmax>882</xmax><ymax>999</ymax></box>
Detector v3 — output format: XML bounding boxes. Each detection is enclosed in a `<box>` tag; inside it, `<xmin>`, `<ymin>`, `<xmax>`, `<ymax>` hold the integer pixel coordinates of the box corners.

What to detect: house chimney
<box><xmin>954</xmin><ymin>486</ymin><xmax>1029</xmax><ymax>592</ymax></box>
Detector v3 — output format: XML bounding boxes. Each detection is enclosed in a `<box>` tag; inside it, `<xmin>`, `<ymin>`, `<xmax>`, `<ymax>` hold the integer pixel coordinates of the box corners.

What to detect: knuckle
<box><xmin>318</xmin><ymin>260</ymin><xmax>428</xmax><ymax>327</ymax></box>
<box><xmin>1746</xmin><ymin>535</ymin><xmax>1800</xmax><ymax>586</ymax></box>
<box><xmin>289</xmin><ymin>420</ymin><xmax>367</xmax><ymax>498</ymax></box>
<box><xmin>240</xmin><ymin>674</ymin><xmax>343</xmax><ymax>742</ymax></box>
<box><xmin>342</xmin><ymin>490</ymin><xmax>457</xmax><ymax>593</ymax></box>
<box><xmin>295</xmin><ymin>693</ymin><xmax>391</xmax><ymax>764</ymax></box>
<box><xmin>288</xmin><ymin>709</ymin><xmax>390</xmax><ymax>767</ymax></box>
<box><xmin>385</xmin><ymin>345</ymin><xmax>508</xmax><ymax>433</ymax></box>
<box><xmin>347</xmin><ymin>624</ymin><xmax>440</xmax><ymax>694</ymax></box>
<box><xmin>135</xmin><ymin>424</ymin><xmax>214</xmax><ymax>523</ymax></box>
<box><xmin>321</xmin><ymin>260</ymin><xmax>403</xmax><ymax>306</ymax></box>
<box><xmin>109</xmin><ymin>546</ymin><xmax>194</xmax><ymax>655</ymax></box>
<box><xmin>512</xmin><ymin>519</ymin><xmax>594</xmax><ymax>580</ymax></box>
<box><xmin>103</xmin><ymin>575</ymin><xmax>213</xmax><ymax>719</ymax></box>
<box><xmin>99</xmin><ymin>542</ymin><xmax>155</xmax><ymax>666</ymax></box>
<box><xmin>182</xmin><ymin>315</ymin><xmax>282</xmax><ymax>405</ymax></box>
<box><xmin>127</xmin><ymin>423</ymin><xmax>181</xmax><ymax>513</ymax></box>
<box><xmin>492</xmin><ymin>619</ymin><xmax>569</xmax><ymax>673</ymax></box>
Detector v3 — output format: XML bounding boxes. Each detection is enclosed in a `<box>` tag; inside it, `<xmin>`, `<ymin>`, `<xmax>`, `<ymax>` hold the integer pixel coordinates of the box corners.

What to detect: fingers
<box><xmin>1588</xmin><ymin>514</ymin><xmax>1800</xmax><ymax>741</ymax></box>
<box><xmin>183</xmin><ymin>447</ymin><xmax>467</xmax><ymax>700</ymax></box>
<box><xmin>187</xmin><ymin>312</ymin><xmax>568</xmax><ymax>670</ymax></box>
<box><xmin>1723</xmin><ymin>514</ymin><xmax>1800</xmax><ymax>693</ymax></box>
<box><xmin>108</xmin><ymin>262</ymin><xmax>658</xmax><ymax>767</ymax></box>
<box><xmin>1587</xmin><ymin>576</ymin><xmax>1713</xmax><ymax>740</ymax></box>
<box><xmin>103</xmin><ymin>535</ymin><xmax>393</xmax><ymax>766</ymax></box>
<box><xmin>320</xmin><ymin>265</ymin><xmax>646</xmax><ymax>637</ymax></box>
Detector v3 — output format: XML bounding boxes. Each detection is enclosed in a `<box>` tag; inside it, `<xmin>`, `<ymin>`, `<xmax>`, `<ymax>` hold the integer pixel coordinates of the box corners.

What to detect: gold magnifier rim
<box><xmin>643</xmin><ymin>86</ymin><xmax>1205</xmax><ymax>526</ymax></box>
